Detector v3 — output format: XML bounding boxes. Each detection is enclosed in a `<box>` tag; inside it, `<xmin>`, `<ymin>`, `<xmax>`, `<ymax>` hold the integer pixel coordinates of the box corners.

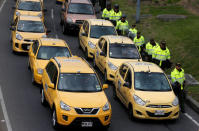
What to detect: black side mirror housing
<box><xmin>123</xmin><ymin>82</ymin><xmax>130</xmax><ymax>88</ymax></box>
<box><xmin>10</xmin><ymin>26</ymin><xmax>16</xmax><ymax>31</ymax></box>
<box><xmin>100</xmin><ymin>52</ymin><xmax>105</xmax><ymax>56</ymax></box>
<box><xmin>81</xmin><ymin>32</ymin><xmax>88</xmax><ymax>37</ymax></box>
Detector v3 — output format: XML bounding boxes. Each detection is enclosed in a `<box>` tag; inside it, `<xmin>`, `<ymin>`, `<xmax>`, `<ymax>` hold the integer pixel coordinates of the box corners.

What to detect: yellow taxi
<box><xmin>10</xmin><ymin>15</ymin><xmax>48</xmax><ymax>53</ymax></box>
<box><xmin>113</xmin><ymin>62</ymin><xmax>180</xmax><ymax>120</ymax></box>
<box><xmin>93</xmin><ymin>35</ymin><xmax>142</xmax><ymax>82</ymax></box>
<box><xmin>28</xmin><ymin>38</ymin><xmax>72</xmax><ymax>85</ymax></box>
<box><xmin>79</xmin><ymin>19</ymin><xmax>117</xmax><ymax>59</ymax></box>
<box><xmin>41</xmin><ymin>56</ymin><xmax>111</xmax><ymax>129</ymax></box>
<box><xmin>13</xmin><ymin>0</ymin><xmax>45</xmax><ymax>22</ymax></box>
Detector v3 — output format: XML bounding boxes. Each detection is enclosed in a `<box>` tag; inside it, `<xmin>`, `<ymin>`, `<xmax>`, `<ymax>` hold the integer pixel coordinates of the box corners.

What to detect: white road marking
<box><xmin>51</xmin><ymin>9</ymin><xmax>54</xmax><ymax>20</ymax></box>
<box><xmin>0</xmin><ymin>0</ymin><xmax>6</xmax><ymax>13</ymax></box>
<box><xmin>0</xmin><ymin>86</ymin><xmax>13</xmax><ymax>131</ymax></box>
<box><xmin>184</xmin><ymin>113</ymin><xmax>199</xmax><ymax>127</ymax></box>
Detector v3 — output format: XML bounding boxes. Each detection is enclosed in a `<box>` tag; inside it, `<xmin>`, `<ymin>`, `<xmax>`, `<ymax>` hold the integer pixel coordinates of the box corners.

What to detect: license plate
<box><xmin>81</xmin><ymin>122</ymin><xmax>93</xmax><ymax>127</ymax></box>
<box><xmin>155</xmin><ymin>110</ymin><xmax>165</xmax><ymax>115</ymax></box>
<box><xmin>27</xmin><ymin>45</ymin><xmax>30</xmax><ymax>50</ymax></box>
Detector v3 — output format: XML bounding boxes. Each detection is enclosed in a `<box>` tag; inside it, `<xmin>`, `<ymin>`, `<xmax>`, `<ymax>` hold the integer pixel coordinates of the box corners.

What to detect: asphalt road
<box><xmin>0</xmin><ymin>0</ymin><xmax>198</xmax><ymax>131</ymax></box>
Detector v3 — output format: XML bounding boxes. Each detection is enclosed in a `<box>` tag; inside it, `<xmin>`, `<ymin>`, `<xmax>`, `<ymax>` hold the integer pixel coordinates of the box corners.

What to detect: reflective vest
<box><xmin>102</xmin><ymin>8</ymin><xmax>113</xmax><ymax>19</ymax></box>
<box><xmin>109</xmin><ymin>10</ymin><xmax>122</xmax><ymax>21</ymax></box>
<box><xmin>129</xmin><ymin>28</ymin><xmax>137</xmax><ymax>35</ymax></box>
<box><xmin>171</xmin><ymin>68</ymin><xmax>185</xmax><ymax>90</ymax></box>
<box><xmin>116</xmin><ymin>20</ymin><xmax>129</xmax><ymax>35</ymax></box>
<box><xmin>145</xmin><ymin>42</ymin><xmax>159</xmax><ymax>55</ymax></box>
<box><xmin>133</xmin><ymin>36</ymin><xmax>145</xmax><ymax>52</ymax></box>
<box><xmin>152</xmin><ymin>47</ymin><xmax>170</xmax><ymax>66</ymax></box>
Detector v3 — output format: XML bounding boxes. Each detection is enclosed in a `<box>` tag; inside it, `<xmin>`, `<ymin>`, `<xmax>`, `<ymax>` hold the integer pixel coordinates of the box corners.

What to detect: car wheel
<box><xmin>78</xmin><ymin>37</ymin><xmax>81</xmax><ymax>49</ymax></box>
<box><xmin>113</xmin><ymin>87</ymin><xmax>118</xmax><ymax>100</ymax></box>
<box><xmin>103</xmin><ymin>124</ymin><xmax>110</xmax><ymax>131</ymax></box>
<box><xmin>93</xmin><ymin>57</ymin><xmax>96</xmax><ymax>67</ymax></box>
<box><xmin>104</xmin><ymin>70</ymin><xmax>108</xmax><ymax>82</ymax></box>
<box><xmin>85</xmin><ymin>48</ymin><xmax>89</xmax><ymax>60</ymax></box>
<box><xmin>41</xmin><ymin>89</ymin><xmax>47</xmax><ymax>106</ymax></box>
<box><xmin>31</xmin><ymin>72</ymin><xmax>36</xmax><ymax>85</ymax></box>
<box><xmin>62</xmin><ymin>23</ymin><xmax>67</xmax><ymax>34</ymax></box>
<box><xmin>28</xmin><ymin>60</ymin><xmax>30</xmax><ymax>70</ymax></box>
<box><xmin>128</xmin><ymin>105</ymin><xmax>135</xmax><ymax>121</ymax></box>
<box><xmin>52</xmin><ymin>108</ymin><xmax>59</xmax><ymax>129</ymax></box>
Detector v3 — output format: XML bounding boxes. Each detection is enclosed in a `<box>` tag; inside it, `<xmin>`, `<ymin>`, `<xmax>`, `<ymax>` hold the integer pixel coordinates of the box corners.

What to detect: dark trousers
<box><xmin>173</xmin><ymin>84</ymin><xmax>185</xmax><ymax>112</ymax></box>
<box><xmin>145</xmin><ymin>54</ymin><xmax>152</xmax><ymax>62</ymax></box>
<box><xmin>152</xmin><ymin>59</ymin><xmax>171</xmax><ymax>70</ymax></box>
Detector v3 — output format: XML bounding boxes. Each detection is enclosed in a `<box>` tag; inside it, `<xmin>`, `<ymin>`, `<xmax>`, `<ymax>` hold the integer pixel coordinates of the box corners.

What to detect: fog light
<box><xmin>15</xmin><ymin>43</ymin><xmax>19</xmax><ymax>48</ymax></box>
<box><xmin>136</xmin><ymin>110</ymin><xmax>142</xmax><ymax>115</ymax></box>
<box><xmin>62</xmin><ymin>115</ymin><xmax>68</xmax><ymax>121</ymax></box>
<box><xmin>104</xmin><ymin>115</ymin><xmax>109</xmax><ymax>121</ymax></box>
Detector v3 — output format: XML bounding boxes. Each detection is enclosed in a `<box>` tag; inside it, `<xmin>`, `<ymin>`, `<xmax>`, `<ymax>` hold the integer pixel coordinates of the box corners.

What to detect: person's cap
<box><xmin>121</xmin><ymin>14</ymin><xmax>127</xmax><ymax>18</ymax></box>
<box><xmin>176</xmin><ymin>63</ymin><xmax>181</xmax><ymax>67</ymax></box>
<box><xmin>114</xmin><ymin>4</ymin><xmax>119</xmax><ymax>9</ymax></box>
<box><xmin>150</xmin><ymin>38</ymin><xmax>154</xmax><ymax>42</ymax></box>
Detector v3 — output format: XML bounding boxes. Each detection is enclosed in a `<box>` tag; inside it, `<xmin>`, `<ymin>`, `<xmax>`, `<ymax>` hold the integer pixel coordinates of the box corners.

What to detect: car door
<box><xmin>95</xmin><ymin>38</ymin><xmax>105</xmax><ymax>71</ymax></box>
<box><xmin>79</xmin><ymin>21</ymin><xmax>89</xmax><ymax>51</ymax></box>
<box><xmin>99</xmin><ymin>41</ymin><xmax>108</xmax><ymax>73</ymax></box>
<box><xmin>29</xmin><ymin>40</ymin><xmax>39</xmax><ymax>71</ymax></box>
<box><xmin>116</xmin><ymin>64</ymin><xmax>128</xmax><ymax>104</ymax></box>
<box><xmin>11</xmin><ymin>17</ymin><xmax>18</xmax><ymax>39</ymax></box>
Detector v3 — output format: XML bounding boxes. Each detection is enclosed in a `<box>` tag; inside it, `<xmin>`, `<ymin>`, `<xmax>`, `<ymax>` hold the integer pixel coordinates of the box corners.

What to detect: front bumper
<box><xmin>12</xmin><ymin>39</ymin><xmax>32</xmax><ymax>53</ymax></box>
<box><xmin>56</xmin><ymin>107</ymin><xmax>111</xmax><ymax>127</ymax></box>
<box><xmin>132</xmin><ymin>104</ymin><xmax>179</xmax><ymax>120</ymax></box>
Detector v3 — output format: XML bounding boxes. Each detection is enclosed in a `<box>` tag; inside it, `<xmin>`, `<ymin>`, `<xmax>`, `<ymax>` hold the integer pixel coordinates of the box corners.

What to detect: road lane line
<box><xmin>51</xmin><ymin>9</ymin><xmax>54</xmax><ymax>20</ymax></box>
<box><xmin>0</xmin><ymin>86</ymin><xmax>13</xmax><ymax>131</ymax></box>
<box><xmin>184</xmin><ymin>113</ymin><xmax>199</xmax><ymax>127</ymax></box>
<box><xmin>0</xmin><ymin>0</ymin><xmax>6</xmax><ymax>13</ymax></box>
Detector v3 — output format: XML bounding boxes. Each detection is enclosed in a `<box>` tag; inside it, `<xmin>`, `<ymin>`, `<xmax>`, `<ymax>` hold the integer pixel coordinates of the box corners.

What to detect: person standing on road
<box><xmin>152</xmin><ymin>40</ymin><xmax>171</xmax><ymax>70</ymax></box>
<box><xmin>145</xmin><ymin>38</ymin><xmax>159</xmax><ymax>62</ymax></box>
<box><xmin>102</xmin><ymin>2</ymin><xmax>113</xmax><ymax>20</ymax></box>
<box><xmin>128</xmin><ymin>24</ymin><xmax>138</xmax><ymax>40</ymax></box>
<box><xmin>133</xmin><ymin>32</ymin><xmax>145</xmax><ymax>55</ymax></box>
<box><xmin>115</xmin><ymin>14</ymin><xmax>129</xmax><ymax>35</ymax></box>
<box><xmin>109</xmin><ymin>4</ymin><xmax>122</xmax><ymax>26</ymax></box>
<box><xmin>171</xmin><ymin>63</ymin><xmax>186</xmax><ymax>113</ymax></box>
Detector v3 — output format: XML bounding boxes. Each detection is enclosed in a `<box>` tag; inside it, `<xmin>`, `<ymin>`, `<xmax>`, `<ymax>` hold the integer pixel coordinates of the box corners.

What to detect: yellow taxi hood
<box><xmin>17</xmin><ymin>10</ymin><xmax>41</xmax><ymax>16</ymax></box>
<box><xmin>134</xmin><ymin>91</ymin><xmax>176</xmax><ymax>105</ymax></box>
<box><xmin>89</xmin><ymin>38</ymin><xmax>98</xmax><ymax>45</ymax></box>
<box><xmin>109</xmin><ymin>58</ymin><xmax>139</xmax><ymax>67</ymax></box>
<box><xmin>17</xmin><ymin>31</ymin><xmax>45</xmax><ymax>39</ymax></box>
<box><xmin>35</xmin><ymin>59</ymin><xmax>49</xmax><ymax>69</ymax></box>
<box><xmin>58</xmin><ymin>91</ymin><xmax>108</xmax><ymax>108</ymax></box>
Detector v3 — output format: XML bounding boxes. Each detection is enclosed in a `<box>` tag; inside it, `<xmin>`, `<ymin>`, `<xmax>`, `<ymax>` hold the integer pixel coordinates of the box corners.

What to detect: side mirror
<box><xmin>10</xmin><ymin>26</ymin><xmax>16</xmax><ymax>31</ymax></box>
<box><xmin>102</xmin><ymin>84</ymin><xmax>108</xmax><ymax>90</ymax></box>
<box><xmin>61</xmin><ymin>8</ymin><xmax>66</xmax><ymax>12</ymax></box>
<box><xmin>123</xmin><ymin>82</ymin><xmax>130</xmax><ymax>88</ymax></box>
<box><xmin>46</xmin><ymin>29</ymin><xmax>51</xmax><ymax>33</ymax></box>
<box><xmin>10</xmin><ymin>22</ymin><xmax>15</xmax><ymax>26</ymax></box>
<box><xmin>100</xmin><ymin>52</ymin><xmax>105</xmax><ymax>56</ymax></box>
<box><xmin>49</xmin><ymin>82</ymin><xmax>55</xmax><ymax>89</ymax></box>
<box><xmin>81</xmin><ymin>32</ymin><xmax>88</xmax><ymax>37</ymax></box>
<box><xmin>43</xmin><ymin>8</ymin><xmax>47</xmax><ymax>12</ymax></box>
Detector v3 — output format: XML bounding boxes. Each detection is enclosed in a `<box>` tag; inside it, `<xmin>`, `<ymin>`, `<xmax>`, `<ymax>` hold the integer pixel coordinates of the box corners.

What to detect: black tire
<box><xmin>93</xmin><ymin>57</ymin><xmax>96</xmax><ymax>67</ymax></box>
<box><xmin>62</xmin><ymin>23</ymin><xmax>67</xmax><ymax>34</ymax></box>
<box><xmin>78</xmin><ymin>36</ymin><xmax>81</xmax><ymax>49</ymax></box>
<box><xmin>52</xmin><ymin>108</ymin><xmax>60</xmax><ymax>129</ymax></box>
<box><xmin>104</xmin><ymin>70</ymin><xmax>108</xmax><ymax>82</ymax></box>
<box><xmin>128</xmin><ymin>105</ymin><xmax>135</xmax><ymax>121</ymax></box>
<box><xmin>113</xmin><ymin>87</ymin><xmax>118</xmax><ymax>100</ymax></box>
<box><xmin>28</xmin><ymin>60</ymin><xmax>30</xmax><ymax>70</ymax></box>
<box><xmin>103</xmin><ymin>124</ymin><xmax>110</xmax><ymax>131</ymax></box>
<box><xmin>85</xmin><ymin>48</ymin><xmax>89</xmax><ymax>60</ymax></box>
<box><xmin>31</xmin><ymin>71</ymin><xmax>36</xmax><ymax>85</ymax></box>
<box><xmin>41</xmin><ymin>89</ymin><xmax>47</xmax><ymax>106</ymax></box>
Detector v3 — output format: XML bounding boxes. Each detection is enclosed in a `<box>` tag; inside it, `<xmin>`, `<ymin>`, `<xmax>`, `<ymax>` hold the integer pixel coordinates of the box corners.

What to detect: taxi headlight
<box><xmin>16</xmin><ymin>33</ymin><xmax>23</xmax><ymax>40</ymax></box>
<box><xmin>66</xmin><ymin>17</ymin><xmax>73</xmax><ymax>23</ymax></box>
<box><xmin>37</xmin><ymin>68</ymin><xmax>43</xmax><ymax>74</ymax></box>
<box><xmin>38</xmin><ymin>13</ymin><xmax>42</xmax><ymax>18</ymax></box>
<box><xmin>60</xmin><ymin>101</ymin><xmax>71</xmax><ymax>111</ymax></box>
<box><xmin>88</xmin><ymin>41</ymin><xmax>95</xmax><ymax>49</ymax></box>
<box><xmin>42</xmin><ymin>35</ymin><xmax>47</xmax><ymax>38</ymax></box>
<box><xmin>133</xmin><ymin>95</ymin><xmax>146</xmax><ymax>106</ymax></box>
<box><xmin>103</xmin><ymin>102</ymin><xmax>110</xmax><ymax>111</ymax></box>
<box><xmin>16</xmin><ymin>11</ymin><xmax>20</xmax><ymax>16</ymax></box>
<box><xmin>108</xmin><ymin>62</ymin><xmax>118</xmax><ymax>70</ymax></box>
<box><xmin>172</xmin><ymin>97</ymin><xmax>179</xmax><ymax>106</ymax></box>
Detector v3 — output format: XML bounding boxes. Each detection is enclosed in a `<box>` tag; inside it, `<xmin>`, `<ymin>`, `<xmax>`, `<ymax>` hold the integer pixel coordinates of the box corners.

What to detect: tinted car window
<box><xmin>18</xmin><ymin>1</ymin><xmax>41</xmax><ymax>11</ymax></box>
<box><xmin>90</xmin><ymin>26</ymin><xmax>116</xmax><ymax>38</ymax></box>
<box><xmin>68</xmin><ymin>3</ymin><xmax>94</xmax><ymax>15</ymax></box>
<box><xmin>17</xmin><ymin>20</ymin><xmax>45</xmax><ymax>33</ymax></box>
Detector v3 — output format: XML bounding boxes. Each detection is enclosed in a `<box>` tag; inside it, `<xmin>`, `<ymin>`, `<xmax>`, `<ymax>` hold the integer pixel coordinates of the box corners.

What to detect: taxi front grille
<box><xmin>75</xmin><ymin>108</ymin><xmax>99</xmax><ymax>115</ymax></box>
<box><xmin>146</xmin><ymin>105</ymin><xmax>172</xmax><ymax>108</ymax></box>
<box><xmin>70</xmin><ymin>117</ymin><xmax>102</xmax><ymax>127</ymax></box>
<box><xmin>146</xmin><ymin>111</ymin><xmax>172</xmax><ymax>117</ymax></box>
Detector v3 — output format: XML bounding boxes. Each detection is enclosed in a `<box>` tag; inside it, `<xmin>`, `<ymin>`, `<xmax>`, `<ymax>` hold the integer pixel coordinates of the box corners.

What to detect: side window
<box><xmin>125</xmin><ymin>69</ymin><xmax>132</xmax><ymax>88</ymax></box>
<box><xmin>119</xmin><ymin>64</ymin><xmax>128</xmax><ymax>79</ymax></box>
<box><xmin>102</xmin><ymin>41</ymin><xmax>107</xmax><ymax>55</ymax></box>
<box><xmin>46</xmin><ymin>62</ymin><xmax>53</xmax><ymax>76</ymax></box>
<box><xmin>83</xmin><ymin>21</ymin><xmax>88</xmax><ymax>31</ymax></box>
<box><xmin>51</xmin><ymin>66</ymin><xmax>58</xmax><ymax>85</ymax></box>
<box><xmin>98</xmin><ymin>38</ymin><xmax>105</xmax><ymax>50</ymax></box>
<box><xmin>32</xmin><ymin>40</ymin><xmax>39</xmax><ymax>55</ymax></box>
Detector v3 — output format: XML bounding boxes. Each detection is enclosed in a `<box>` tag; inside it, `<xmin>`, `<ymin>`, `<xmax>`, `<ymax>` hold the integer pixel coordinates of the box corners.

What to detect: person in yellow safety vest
<box><xmin>152</xmin><ymin>40</ymin><xmax>172</xmax><ymax>70</ymax></box>
<box><xmin>115</xmin><ymin>14</ymin><xmax>129</xmax><ymax>35</ymax></box>
<box><xmin>102</xmin><ymin>2</ymin><xmax>113</xmax><ymax>20</ymax></box>
<box><xmin>171</xmin><ymin>63</ymin><xmax>186</xmax><ymax>113</ymax></box>
<box><xmin>145</xmin><ymin>38</ymin><xmax>159</xmax><ymax>62</ymax></box>
<box><xmin>133</xmin><ymin>32</ymin><xmax>145</xmax><ymax>55</ymax></box>
<box><xmin>109</xmin><ymin>4</ymin><xmax>122</xmax><ymax>26</ymax></box>
<box><xmin>128</xmin><ymin>24</ymin><xmax>138</xmax><ymax>40</ymax></box>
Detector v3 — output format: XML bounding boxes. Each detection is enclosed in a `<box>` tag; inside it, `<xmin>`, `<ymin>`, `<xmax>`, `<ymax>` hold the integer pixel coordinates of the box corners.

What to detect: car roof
<box><xmin>19</xmin><ymin>15</ymin><xmax>42</xmax><ymax>21</ymax></box>
<box><xmin>102</xmin><ymin>35</ymin><xmax>134</xmax><ymax>44</ymax></box>
<box><xmin>55</xmin><ymin>56</ymin><xmax>94</xmax><ymax>73</ymax></box>
<box><xmin>87</xmin><ymin>19</ymin><xmax>114</xmax><ymax>26</ymax></box>
<box><xmin>69</xmin><ymin>0</ymin><xmax>91</xmax><ymax>4</ymax></box>
<box><xmin>127</xmin><ymin>62</ymin><xmax>163</xmax><ymax>73</ymax></box>
<box><xmin>39</xmin><ymin>38</ymin><xmax>68</xmax><ymax>47</ymax></box>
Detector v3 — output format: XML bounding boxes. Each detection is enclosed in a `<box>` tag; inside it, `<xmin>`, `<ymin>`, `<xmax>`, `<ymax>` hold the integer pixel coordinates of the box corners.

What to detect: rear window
<box><xmin>68</xmin><ymin>3</ymin><xmax>94</xmax><ymax>15</ymax></box>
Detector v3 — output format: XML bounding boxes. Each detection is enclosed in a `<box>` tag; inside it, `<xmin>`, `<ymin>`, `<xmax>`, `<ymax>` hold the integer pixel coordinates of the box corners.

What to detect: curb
<box><xmin>186</xmin><ymin>95</ymin><xmax>199</xmax><ymax>114</ymax></box>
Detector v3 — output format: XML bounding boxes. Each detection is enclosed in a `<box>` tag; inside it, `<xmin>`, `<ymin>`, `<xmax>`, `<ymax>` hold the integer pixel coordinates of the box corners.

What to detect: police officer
<box><xmin>145</xmin><ymin>38</ymin><xmax>159</xmax><ymax>62</ymax></box>
<box><xmin>102</xmin><ymin>2</ymin><xmax>113</xmax><ymax>20</ymax></box>
<box><xmin>128</xmin><ymin>24</ymin><xmax>138</xmax><ymax>40</ymax></box>
<box><xmin>133</xmin><ymin>32</ymin><xmax>145</xmax><ymax>54</ymax></box>
<box><xmin>152</xmin><ymin>40</ymin><xmax>171</xmax><ymax>70</ymax></box>
<box><xmin>109</xmin><ymin>4</ymin><xmax>122</xmax><ymax>26</ymax></box>
<box><xmin>171</xmin><ymin>63</ymin><xmax>186</xmax><ymax>113</ymax></box>
<box><xmin>115</xmin><ymin>14</ymin><xmax>129</xmax><ymax>35</ymax></box>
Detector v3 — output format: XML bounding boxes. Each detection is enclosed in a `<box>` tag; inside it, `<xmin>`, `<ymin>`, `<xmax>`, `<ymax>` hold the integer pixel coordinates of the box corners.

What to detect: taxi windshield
<box><xmin>37</xmin><ymin>46</ymin><xmax>71</xmax><ymax>60</ymax></box>
<box><xmin>17</xmin><ymin>20</ymin><xmax>45</xmax><ymax>33</ymax></box>
<box><xmin>134</xmin><ymin>72</ymin><xmax>171</xmax><ymax>91</ymax></box>
<box><xmin>90</xmin><ymin>26</ymin><xmax>117</xmax><ymax>38</ymax></box>
<box><xmin>109</xmin><ymin>44</ymin><xmax>140</xmax><ymax>59</ymax></box>
<box><xmin>68</xmin><ymin>3</ymin><xmax>94</xmax><ymax>15</ymax></box>
<box><xmin>18</xmin><ymin>1</ymin><xmax>41</xmax><ymax>11</ymax></box>
<box><xmin>58</xmin><ymin>73</ymin><xmax>102</xmax><ymax>92</ymax></box>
